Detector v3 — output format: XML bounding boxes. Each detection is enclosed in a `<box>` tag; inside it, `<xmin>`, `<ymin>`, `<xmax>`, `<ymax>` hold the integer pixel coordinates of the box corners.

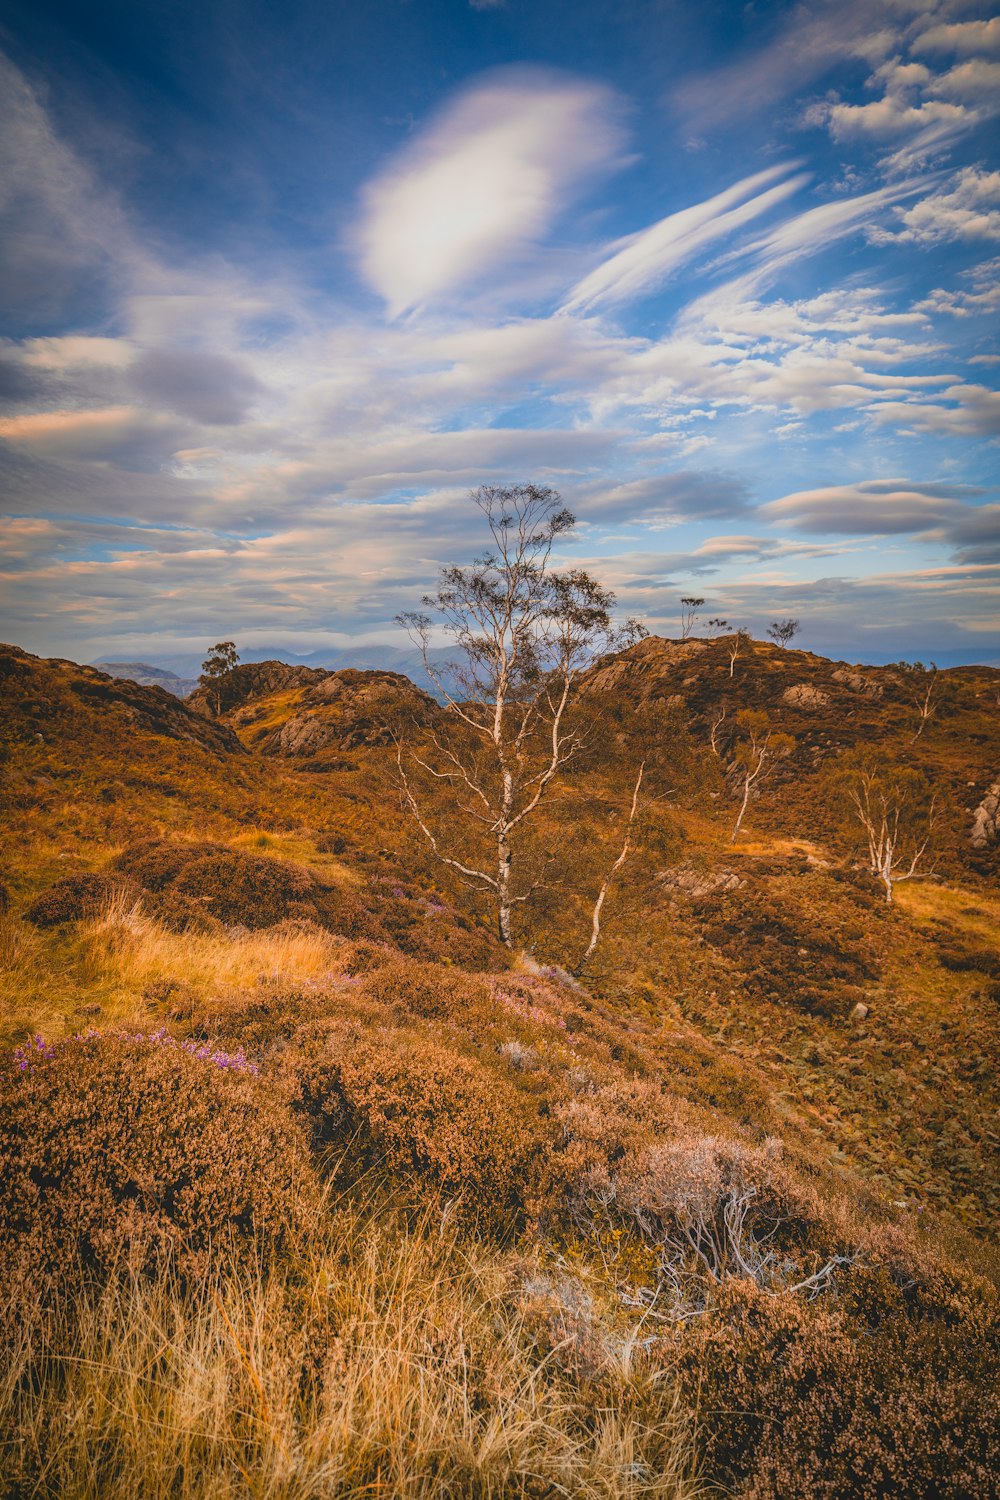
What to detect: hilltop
<box><xmin>1</xmin><ymin>634</ymin><xmax>998</xmax><ymax>1498</ymax></box>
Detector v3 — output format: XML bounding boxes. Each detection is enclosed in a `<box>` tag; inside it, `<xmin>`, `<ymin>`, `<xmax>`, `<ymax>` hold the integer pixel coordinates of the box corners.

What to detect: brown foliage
<box><xmin>675</xmin><ymin>1271</ymin><xmax>1000</xmax><ymax>1500</ymax></box>
<box><xmin>694</xmin><ymin>867</ymin><xmax>886</xmax><ymax>1018</ymax></box>
<box><xmin>113</xmin><ymin>837</ymin><xmax>228</xmax><ymax>890</ymax></box>
<box><xmin>0</xmin><ymin>1032</ymin><xmax>319</xmax><ymax>1294</ymax></box>
<box><xmin>24</xmin><ymin>872</ymin><xmax>135</xmax><ymax>927</ymax></box>
<box><xmin>286</xmin><ymin>1029</ymin><xmax>541</xmax><ymax>1230</ymax></box>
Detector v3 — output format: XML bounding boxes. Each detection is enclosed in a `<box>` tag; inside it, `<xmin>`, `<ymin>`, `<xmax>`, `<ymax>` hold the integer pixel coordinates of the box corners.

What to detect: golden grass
<box><xmin>1</xmin><ymin>1210</ymin><xmax>706</xmax><ymax>1500</ymax></box>
<box><xmin>894</xmin><ymin>879</ymin><xmax>1000</xmax><ymax>943</ymax></box>
<box><xmin>0</xmin><ymin>895</ymin><xmax>350</xmax><ymax>1047</ymax></box>
<box><xmin>83</xmin><ymin>892</ymin><xmax>348</xmax><ymax>992</ymax></box>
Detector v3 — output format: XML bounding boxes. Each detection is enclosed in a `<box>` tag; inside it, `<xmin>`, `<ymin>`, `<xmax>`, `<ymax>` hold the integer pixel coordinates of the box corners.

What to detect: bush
<box><xmin>676</xmin><ymin>1274</ymin><xmax>1000</xmax><ymax>1499</ymax></box>
<box><xmin>0</xmin><ymin>1030</ymin><xmax>320</xmax><ymax>1294</ymax></box>
<box><xmin>361</xmin><ymin>956</ymin><xmax>495</xmax><ymax>1024</ymax></box>
<box><xmin>286</xmin><ymin>1030</ymin><xmax>541</xmax><ymax>1230</ymax></box>
<box><xmin>24</xmin><ymin>872</ymin><xmax>134</xmax><ymax>928</ymax></box>
<box><xmin>172</xmin><ymin>850</ymin><xmax>319</xmax><ymax>928</ymax></box>
<box><xmin>113</xmin><ymin>838</ymin><xmax>228</xmax><ymax>892</ymax></box>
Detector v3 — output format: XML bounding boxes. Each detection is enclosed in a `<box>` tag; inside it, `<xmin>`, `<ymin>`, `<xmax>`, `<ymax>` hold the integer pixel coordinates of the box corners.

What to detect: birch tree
<box><xmin>397</xmin><ymin>484</ymin><xmax>644</xmax><ymax>948</ymax></box>
<box><xmin>729</xmin><ymin>710</ymin><xmax>795</xmax><ymax>843</ymax></box>
<box><xmin>726</xmin><ymin>629</ymin><xmax>752</xmax><ymax>678</ymax></box>
<box><xmin>836</xmin><ymin>752</ymin><xmax>937</xmax><ymax>903</ymax></box>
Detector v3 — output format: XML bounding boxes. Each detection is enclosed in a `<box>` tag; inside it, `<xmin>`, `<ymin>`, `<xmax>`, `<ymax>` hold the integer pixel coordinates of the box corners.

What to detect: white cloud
<box><xmin>562</xmin><ymin>165</ymin><xmax>808</xmax><ymax>313</ymax></box>
<box><xmin>357</xmin><ymin>68</ymin><xmax>627</xmax><ymax>316</ymax></box>
<box><xmin>929</xmin><ymin>57</ymin><xmax>1000</xmax><ymax>103</ymax></box>
<box><xmin>760</xmin><ymin>479</ymin><xmax>985</xmax><ymax>535</ymax></box>
<box><xmin>871</xmin><ymin>167</ymin><xmax>1000</xmax><ymax>243</ymax></box>
<box><xmin>870</xmin><ymin>383</ymin><xmax>1000</xmax><ymax>436</ymax></box>
<box><xmin>912</xmin><ymin>18</ymin><xmax>1000</xmax><ymax>57</ymax></box>
<box><xmin>915</xmin><ymin>256</ymin><xmax>1000</xmax><ymax>316</ymax></box>
<box><xmin>715</xmin><ymin>180</ymin><xmax>927</xmax><ymax>292</ymax></box>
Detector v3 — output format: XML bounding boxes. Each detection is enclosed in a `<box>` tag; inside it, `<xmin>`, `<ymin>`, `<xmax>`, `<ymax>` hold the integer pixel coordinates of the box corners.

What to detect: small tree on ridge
<box><xmin>199</xmin><ymin>641</ymin><xmax>240</xmax><ymax>717</ymax></box>
<box><xmin>397</xmin><ymin>483</ymin><xmax>645</xmax><ymax>948</ymax></box>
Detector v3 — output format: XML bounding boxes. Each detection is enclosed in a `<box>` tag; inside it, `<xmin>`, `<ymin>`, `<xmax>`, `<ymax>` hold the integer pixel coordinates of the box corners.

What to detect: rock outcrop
<box><xmin>257</xmin><ymin>669</ymin><xmax>440</xmax><ymax>759</ymax></box>
<box><xmin>971</xmin><ymin>781</ymin><xmax>1000</xmax><ymax>848</ymax></box>
<box><xmin>187</xmin><ymin>660</ymin><xmax>329</xmax><ymax>718</ymax></box>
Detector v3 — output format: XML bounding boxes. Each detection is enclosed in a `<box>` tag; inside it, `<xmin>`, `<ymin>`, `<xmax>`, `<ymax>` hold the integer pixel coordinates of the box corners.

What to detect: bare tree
<box><xmin>709</xmin><ymin>703</ymin><xmax>728</xmax><ymax>756</ymax></box>
<box><xmin>680</xmin><ymin>597</ymin><xmax>705</xmax><ymax>640</ymax></box>
<box><xmin>896</xmin><ymin>661</ymin><xmax>939</xmax><ymax>741</ymax></box>
<box><xmin>577</xmin><ymin>760</ymin><xmax>646</xmax><ymax>973</ymax></box>
<box><xmin>397</xmin><ymin>484</ymin><xmax>644</xmax><ymax>948</ymax></box>
<box><xmin>767</xmin><ymin>619</ymin><xmax>799</xmax><ymax>649</ymax></box>
<box><xmin>726</xmin><ymin>628</ymin><xmax>752</xmax><ymax>678</ymax></box>
<box><xmin>707</xmin><ymin>616</ymin><xmax>730</xmax><ymax>637</ymax></box>
<box><xmin>836</xmin><ymin>752</ymin><xmax>937</xmax><ymax>903</ymax></box>
<box><xmin>728</xmin><ymin>710</ymin><xmax>795</xmax><ymax>843</ymax></box>
<box><xmin>199</xmin><ymin>640</ymin><xmax>240</xmax><ymax>717</ymax></box>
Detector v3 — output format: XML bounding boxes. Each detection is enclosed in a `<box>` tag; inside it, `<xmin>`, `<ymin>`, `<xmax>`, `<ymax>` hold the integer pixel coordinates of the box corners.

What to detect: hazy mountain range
<box><xmin>94</xmin><ymin>645</ymin><xmax>459</xmax><ymax>698</ymax></box>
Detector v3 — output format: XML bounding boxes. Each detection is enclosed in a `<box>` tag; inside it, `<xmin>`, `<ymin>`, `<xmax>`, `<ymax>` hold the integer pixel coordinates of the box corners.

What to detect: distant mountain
<box><xmin>128</xmin><ymin>645</ymin><xmax>459</xmax><ymax>697</ymax></box>
<box><xmin>93</xmin><ymin>662</ymin><xmax>199</xmax><ymax>697</ymax></box>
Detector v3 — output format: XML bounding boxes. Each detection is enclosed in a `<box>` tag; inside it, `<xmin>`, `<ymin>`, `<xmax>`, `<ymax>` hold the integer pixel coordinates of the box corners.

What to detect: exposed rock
<box><xmin>0</xmin><ymin>645</ymin><xmax>244</xmax><ymax>756</ymax></box>
<box><xmin>971</xmin><ymin>782</ymin><xmax>1000</xmax><ymax>848</ymax></box>
<box><xmin>782</xmin><ymin>684</ymin><xmax>830</xmax><ymax>709</ymax></box>
<box><xmin>832</xmin><ymin>668</ymin><xmax>883</xmax><ymax>698</ymax></box>
<box><xmin>657</xmin><ymin>864</ymin><xmax>745</xmax><ymax>898</ymax></box>
<box><xmin>850</xmin><ymin>1001</ymin><xmax>870</xmax><ymax>1023</ymax></box>
<box><xmin>581</xmin><ymin>636</ymin><xmax>709</xmax><ymax>696</ymax></box>
<box><xmin>259</xmin><ymin>669</ymin><xmax>440</xmax><ymax>757</ymax></box>
<box><xmin>187</xmin><ymin>659</ymin><xmax>328</xmax><ymax>717</ymax></box>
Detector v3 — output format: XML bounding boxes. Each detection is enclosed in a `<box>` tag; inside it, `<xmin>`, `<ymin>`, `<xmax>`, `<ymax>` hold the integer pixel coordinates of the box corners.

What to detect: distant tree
<box><xmin>768</xmin><ymin>619</ymin><xmax>799</xmax><ymax>649</ymax></box>
<box><xmin>199</xmin><ymin>641</ymin><xmax>240</xmax><ymax>717</ymax></box>
<box><xmin>680</xmin><ymin>597</ymin><xmax>705</xmax><ymax>640</ymax></box>
<box><xmin>397</xmin><ymin>483</ymin><xmax>645</xmax><ymax>949</ymax></box>
<box><xmin>833</xmin><ymin>750</ymin><xmax>937</xmax><ymax>903</ymax></box>
<box><xmin>729</xmin><ymin>710</ymin><xmax>795</xmax><ymax>843</ymax></box>
<box><xmin>707</xmin><ymin>616</ymin><xmax>730</xmax><ymax>637</ymax></box>
<box><xmin>895</xmin><ymin>661</ymin><xmax>939</xmax><ymax>741</ymax></box>
<box><xmin>726</xmin><ymin>628</ymin><xmax>753</xmax><ymax>678</ymax></box>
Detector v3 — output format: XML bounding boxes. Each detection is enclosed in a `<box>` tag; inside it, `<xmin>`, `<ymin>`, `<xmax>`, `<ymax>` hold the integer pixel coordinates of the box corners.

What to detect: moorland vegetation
<box><xmin>1</xmin><ymin>490</ymin><xmax>998</xmax><ymax>1498</ymax></box>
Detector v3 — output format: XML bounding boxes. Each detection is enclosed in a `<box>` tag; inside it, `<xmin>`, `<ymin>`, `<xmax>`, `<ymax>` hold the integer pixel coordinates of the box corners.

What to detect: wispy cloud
<box><xmin>562</xmin><ymin>165</ymin><xmax>808</xmax><ymax>313</ymax></box>
<box><xmin>357</xmin><ymin>68</ymin><xmax>627</xmax><ymax>316</ymax></box>
<box><xmin>912</xmin><ymin>17</ymin><xmax>1000</xmax><ymax>58</ymax></box>
<box><xmin>760</xmin><ymin>478</ymin><xmax>988</xmax><ymax>535</ymax></box>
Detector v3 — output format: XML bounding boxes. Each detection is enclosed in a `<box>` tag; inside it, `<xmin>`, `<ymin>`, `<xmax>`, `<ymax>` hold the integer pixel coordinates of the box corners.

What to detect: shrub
<box><xmin>675</xmin><ymin>1274</ymin><xmax>1000</xmax><ymax>1499</ymax></box>
<box><xmin>172</xmin><ymin>850</ymin><xmax>319</xmax><ymax>927</ymax></box>
<box><xmin>286</xmin><ymin>1030</ymin><xmax>541</xmax><ymax>1230</ymax></box>
<box><xmin>361</xmin><ymin>956</ymin><xmax>495</xmax><ymax>1025</ymax></box>
<box><xmin>0</xmin><ymin>1030</ymin><xmax>320</xmax><ymax>1294</ymax></box>
<box><xmin>24</xmin><ymin>872</ymin><xmax>134</xmax><ymax>928</ymax></box>
<box><xmin>113</xmin><ymin>838</ymin><xmax>228</xmax><ymax>891</ymax></box>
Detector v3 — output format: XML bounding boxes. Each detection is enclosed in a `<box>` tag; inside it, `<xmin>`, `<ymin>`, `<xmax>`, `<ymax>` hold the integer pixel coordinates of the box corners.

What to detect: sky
<box><xmin>0</xmin><ymin>0</ymin><xmax>998</xmax><ymax>666</ymax></box>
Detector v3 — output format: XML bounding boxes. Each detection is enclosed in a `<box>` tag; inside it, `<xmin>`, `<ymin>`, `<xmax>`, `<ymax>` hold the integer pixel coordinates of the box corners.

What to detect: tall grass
<box><xmin>0</xmin><ymin>895</ymin><xmax>349</xmax><ymax>1044</ymax></box>
<box><xmin>1</xmin><ymin>1209</ymin><xmax>705</xmax><ymax>1499</ymax></box>
<box><xmin>79</xmin><ymin>890</ymin><xmax>348</xmax><ymax>994</ymax></box>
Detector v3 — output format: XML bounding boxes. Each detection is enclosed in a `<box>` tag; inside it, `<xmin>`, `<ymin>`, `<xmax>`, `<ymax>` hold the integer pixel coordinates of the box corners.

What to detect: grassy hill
<box><xmin>1</xmin><ymin>636</ymin><xmax>998</xmax><ymax>1498</ymax></box>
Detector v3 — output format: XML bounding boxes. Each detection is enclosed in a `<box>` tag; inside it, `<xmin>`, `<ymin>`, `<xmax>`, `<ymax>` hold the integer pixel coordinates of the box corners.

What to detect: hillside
<box><xmin>1</xmin><ymin>635</ymin><xmax>999</xmax><ymax>1498</ymax></box>
<box><xmin>93</xmin><ymin>661</ymin><xmax>199</xmax><ymax>697</ymax></box>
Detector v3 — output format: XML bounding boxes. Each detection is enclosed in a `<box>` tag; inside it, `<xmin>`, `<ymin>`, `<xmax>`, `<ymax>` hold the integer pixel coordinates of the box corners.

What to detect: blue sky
<box><xmin>1</xmin><ymin>0</ymin><xmax>998</xmax><ymax>664</ymax></box>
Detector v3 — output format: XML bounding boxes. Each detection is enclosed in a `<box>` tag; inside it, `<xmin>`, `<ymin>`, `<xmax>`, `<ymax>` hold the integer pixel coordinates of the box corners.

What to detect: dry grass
<box><xmin>1</xmin><ymin>1210</ymin><xmax>706</xmax><ymax>1500</ymax></box>
<box><xmin>893</xmin><ymin>879</ymin><xmax>1000</xmax><ymax>944</ymax></box>
<box><xmin>0</xmin><ymin>894</ymin><xmax>350</xmax><ymax>1045</ymax></box>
